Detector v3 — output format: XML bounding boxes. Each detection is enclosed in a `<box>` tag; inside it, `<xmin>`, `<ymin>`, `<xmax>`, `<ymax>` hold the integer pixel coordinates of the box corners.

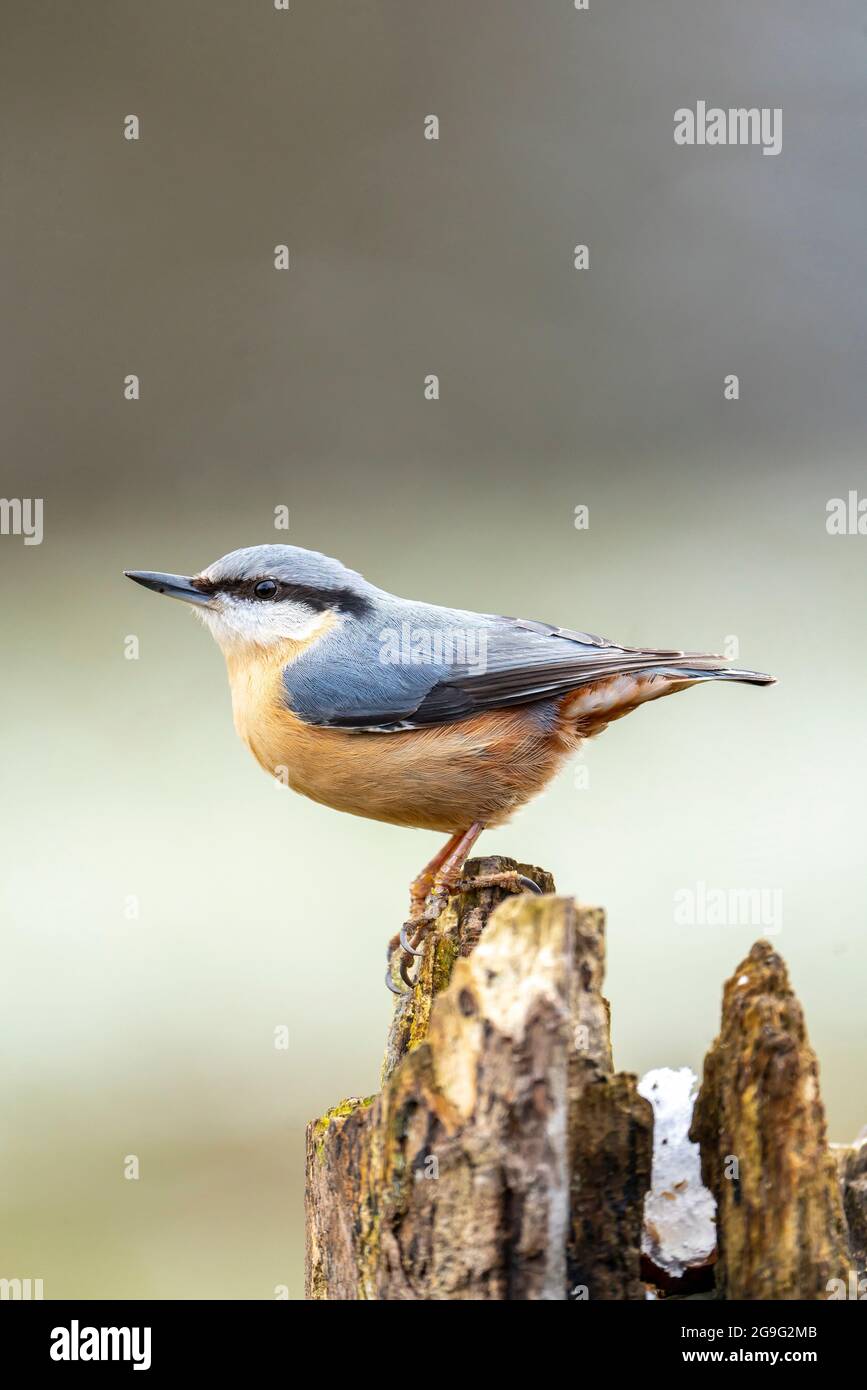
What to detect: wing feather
<box><xmin>285</xmin><ymin>610</ymin><xmax>772</xmax><ymax>732</ymax></box>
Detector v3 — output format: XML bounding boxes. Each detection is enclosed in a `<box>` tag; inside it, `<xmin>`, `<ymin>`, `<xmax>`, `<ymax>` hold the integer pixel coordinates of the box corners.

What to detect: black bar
<box><xmin>2</xmin><ymin>1297</ymin><xmax>862</xmax><ymax>1376</ymax></box>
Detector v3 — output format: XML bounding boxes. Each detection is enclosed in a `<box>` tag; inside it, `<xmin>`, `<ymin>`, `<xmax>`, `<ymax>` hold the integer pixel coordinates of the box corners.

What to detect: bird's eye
<box><xmin>253</xmin><ymin>578</ymin><xmax>279</xmax><ymax>599</ymax></box>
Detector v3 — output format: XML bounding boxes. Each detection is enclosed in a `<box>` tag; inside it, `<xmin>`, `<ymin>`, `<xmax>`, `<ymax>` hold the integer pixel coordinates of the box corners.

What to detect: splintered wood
<box><xmin>690</xmin><ymin>940</ymin><xmax>849</xmax><ymax>1300</ymax></box>
<box><xmin>306</xmin><ymin>859</ymin><xmax>651</xmax><ymax>1300</ymax></box>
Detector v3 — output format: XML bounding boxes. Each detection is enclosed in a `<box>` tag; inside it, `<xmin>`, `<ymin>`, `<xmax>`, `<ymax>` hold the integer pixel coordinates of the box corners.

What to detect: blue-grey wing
<box><xmin>281</xmin><ymin>605</ymin><xmax>768</xmax><ymax>732</ymax></box>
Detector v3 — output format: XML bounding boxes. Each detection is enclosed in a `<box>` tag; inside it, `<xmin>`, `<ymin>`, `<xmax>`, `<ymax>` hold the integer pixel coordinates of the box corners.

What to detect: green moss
<box><xmin>405</xmin><ymin>935</ymin><xmax>460</xmax><ymax>1052</ymax></box>
<box><xmin>312</xmin><ymin>1094</ymin><xmax>376</xmax><ymax>1162</ymax></box>
<box><xmin>431</xmin><ymin>936</ymin><xmax>459</xmax><ymax>994</ymax></box>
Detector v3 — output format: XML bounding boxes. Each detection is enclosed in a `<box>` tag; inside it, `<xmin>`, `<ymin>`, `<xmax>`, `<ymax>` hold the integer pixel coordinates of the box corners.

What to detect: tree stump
<box><xmin>690</xmin><ymin>939</ymin><xmax>850</xmax><ymax>1300</ymax></box>
<box><xmin>306</xmin><ymin>883</ymin><xmax>857</xmax><ymax>1300</ymax></box>
<box><xmin>305</xmin><ymin>858</ymin><xmax>652</xmax><ymax>1300</ymax></box>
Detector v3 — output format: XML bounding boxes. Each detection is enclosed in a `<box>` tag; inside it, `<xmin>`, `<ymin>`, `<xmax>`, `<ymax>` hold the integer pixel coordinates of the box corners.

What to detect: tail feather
<box><xmin>656</xmin><ymin>659</ymin><xmax>776</xmax><ymax>686</ymax></box>
<box><xmin>560</xmin><ymin>658</ymin><xmax>775</xmax><ymax>735</ymax></box>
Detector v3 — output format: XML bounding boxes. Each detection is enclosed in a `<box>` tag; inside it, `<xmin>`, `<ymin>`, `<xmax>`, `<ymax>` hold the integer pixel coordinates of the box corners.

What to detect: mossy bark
<box><xmin>690</xmin><ymin>939</ymin><xmax>850</xmax><ymax>1300</ymax></box>
<box><xmin>305</xmin><ymin>867</ymin><xmax>652</xmax><ymax>1300</ymax></box>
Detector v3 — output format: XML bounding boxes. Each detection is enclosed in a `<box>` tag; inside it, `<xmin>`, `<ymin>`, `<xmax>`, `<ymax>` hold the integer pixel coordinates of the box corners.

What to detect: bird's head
<box><xmin>125</xmin><ymin>544</ymin><xmax>375</xmax><ymax>654</ymax></box>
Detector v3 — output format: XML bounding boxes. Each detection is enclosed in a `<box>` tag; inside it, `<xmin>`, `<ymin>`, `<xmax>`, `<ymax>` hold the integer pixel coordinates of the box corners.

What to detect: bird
<box><xmin>125</xmin><ymin>544</ymin><xmax>774</xmax><ymax>991</ymax></box>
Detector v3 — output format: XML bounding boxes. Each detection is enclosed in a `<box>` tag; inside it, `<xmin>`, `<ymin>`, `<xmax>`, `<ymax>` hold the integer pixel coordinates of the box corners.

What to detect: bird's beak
<box><xmin>124</xmin><ymin>570</ymin><xmax>214</xmax><ymax>606</ymax></box>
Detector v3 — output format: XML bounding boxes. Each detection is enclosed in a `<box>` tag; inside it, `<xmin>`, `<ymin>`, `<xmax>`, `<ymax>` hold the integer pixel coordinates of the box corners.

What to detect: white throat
<box><xmin>195</xmin><ymin>598</ymin><xmax>332</xmax><ymax>654</ymax></box>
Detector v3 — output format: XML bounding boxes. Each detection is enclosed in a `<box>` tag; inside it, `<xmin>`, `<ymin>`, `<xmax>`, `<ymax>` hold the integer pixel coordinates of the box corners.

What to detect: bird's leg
<box><xmin>422</xmin><ymin>821</ymin><xmax>486</xmax><ymax>922</ymax></box>
<box><xmin>405</xmin><ymin>825</ymin><xmax>548</xmax><ymax>976</ymax></box>
<box><xmin>385</xmin><ymin>828</ymin><xmax>476</xmax><ymax>995</ymax></box>
<box><xmin>408</xmin><ymin>829</ymin><xmax>468</xmax><ymax>918</ymax></box>
<box><xmin>433</xmin><ymin>829</ymin><xmax>547</xmax><ymax>901</ymax></box>
<box><xmin>384</xmin><ymin>826</ymin><xmax>545</xmax><ymax>993</ymax></box>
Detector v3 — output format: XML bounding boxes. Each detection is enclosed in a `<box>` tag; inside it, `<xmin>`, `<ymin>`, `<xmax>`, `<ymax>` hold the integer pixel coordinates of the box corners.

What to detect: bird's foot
<box><xmin>453</xmin><ymin>869</ymin><xmax>544</xmax><ymax>897</ymax></box>
<box><xmin>385</xmin><ymin>916</ymin><xmax>432</xmax><ymax>996</ymax></box>
<box><xmin>384</xmin><ymin>870</ymin><xmax>544</xmax><ymax>993</ymax></box>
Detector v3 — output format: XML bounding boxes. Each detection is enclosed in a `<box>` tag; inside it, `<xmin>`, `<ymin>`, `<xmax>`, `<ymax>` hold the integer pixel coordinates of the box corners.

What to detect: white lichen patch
<box><xmin>638</xmin><ymin>1066</ymin><xmax>717</xmax><ymax>1278</ymax></box>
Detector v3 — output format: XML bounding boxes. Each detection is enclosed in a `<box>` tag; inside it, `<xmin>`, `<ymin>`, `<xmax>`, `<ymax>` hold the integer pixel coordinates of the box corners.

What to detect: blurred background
<box><xmin>1</xmin><ymin>1</ymin><xmax>865</xmax><ymax>1298</ymax></box>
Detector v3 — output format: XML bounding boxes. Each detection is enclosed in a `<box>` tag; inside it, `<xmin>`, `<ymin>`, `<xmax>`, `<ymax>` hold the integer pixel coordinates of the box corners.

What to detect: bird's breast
<box><xmin>224</xmin><ymin>642</ymin><xmax>301</xmax><ymax>773</ymax></box>
<box><xmin>222</xmin><ymin>646</ymin><xmax>578</xmax><ymax>832</ymax></box>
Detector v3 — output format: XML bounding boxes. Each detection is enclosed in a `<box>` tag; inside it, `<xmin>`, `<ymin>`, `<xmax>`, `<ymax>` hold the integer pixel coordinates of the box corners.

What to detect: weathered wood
<box><xmin>567</xmin><ymin>1067</ymin><xmax>654</xmax><ymax>1300</ymax></box>
<box><xmin>305</xmin><ymin>866</ymin><xmax>652</xmax><ymax>1300</ymax></box>
<box><xmin>690</xmin><ymin>939</ymin><xmax>849</xmax><ymax>1300</ymax></box>
<box><xmin>833</xmin><ymin>1137</ymin><xmax>867</xmax><ymax>1277</ymax></box>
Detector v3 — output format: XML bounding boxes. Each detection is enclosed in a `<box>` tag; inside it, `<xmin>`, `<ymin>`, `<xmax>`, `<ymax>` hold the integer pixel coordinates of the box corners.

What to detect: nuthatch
<box><xmin>126</xmin><ymin>544</ymin><xmax>774</xmax><ymax>991</ymax></box>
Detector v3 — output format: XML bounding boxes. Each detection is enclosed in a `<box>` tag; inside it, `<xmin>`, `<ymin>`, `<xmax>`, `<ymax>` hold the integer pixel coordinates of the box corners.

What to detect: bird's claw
<box><xmin>454</xmin><ymin>870</ymin><xmax>544</xmax><ymax>896</ymax></box>
<box><xmin>385</xmin><ymin>919</ymin><xmax>431</xmax><ymax>995</ymax></box>
<box><xmin>516</xmin><ymin>873</ymin><xmax>544</xmax><ymax>895</ymax></box>
<box><xmin>399</xmin><ymin>920</ymin><xmax>425</xmax><ymax>956</ymax></box>
<box><xmin>384</xmin><ymin>952</ymin><xmax>419</xmax><ymax>996</ymax></box>
<box><xmin>385</xmin><ymin>873</ymin><xmax>543</xmax><ymax>993</ymax></box>
<box><xmin>385</xmin><ymin>965</ymin><xmax>406</xmax><ymax>996</ymax></box>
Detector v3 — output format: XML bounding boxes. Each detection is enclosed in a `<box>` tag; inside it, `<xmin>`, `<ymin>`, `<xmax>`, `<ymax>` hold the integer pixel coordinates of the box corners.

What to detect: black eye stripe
<box><xmin>190</xmin><ymin>576</ymin><xmax>373</xmax><ymax>617</ymax></box>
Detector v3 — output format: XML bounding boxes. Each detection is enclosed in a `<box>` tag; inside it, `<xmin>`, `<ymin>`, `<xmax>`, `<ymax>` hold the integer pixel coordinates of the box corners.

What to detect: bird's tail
<box><xmin>648</xmin><ymin>658</ymin><xmax>775</xmax><ymax>686</ymax></box>
<box><xmin>560</xmin><ymin>653</ymin><xmax>775</xmax><ymax>734</ymax></box>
